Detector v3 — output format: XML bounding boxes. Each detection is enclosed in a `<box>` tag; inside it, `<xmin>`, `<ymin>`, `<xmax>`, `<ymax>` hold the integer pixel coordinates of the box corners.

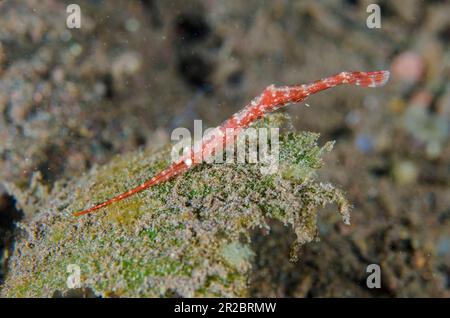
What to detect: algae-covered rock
<box><xmin>1</xmin><ymin>115</ymin><xmax>349</xmax><ymax>297</ymax></box>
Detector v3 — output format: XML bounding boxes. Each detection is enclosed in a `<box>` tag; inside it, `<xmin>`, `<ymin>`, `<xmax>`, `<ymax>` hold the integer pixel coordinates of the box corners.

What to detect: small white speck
<box><xmin>185</xmin><ymin>158</ymin><xmax>193</xmax><ymax>166</ymax></box>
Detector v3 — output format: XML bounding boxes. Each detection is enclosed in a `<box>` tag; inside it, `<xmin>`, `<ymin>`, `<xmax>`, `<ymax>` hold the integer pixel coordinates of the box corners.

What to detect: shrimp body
<box><xmin>74</xmin><ymin>70</ymin><xmax>389</xmax><ymax>216</ymax></box>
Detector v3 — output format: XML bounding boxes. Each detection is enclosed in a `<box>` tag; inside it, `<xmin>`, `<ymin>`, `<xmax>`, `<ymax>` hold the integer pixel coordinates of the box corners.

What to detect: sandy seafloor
<box><xmin>0</xmin><ymin>0</ymin><xmax>449</xmax><ymax>297</ymax></box>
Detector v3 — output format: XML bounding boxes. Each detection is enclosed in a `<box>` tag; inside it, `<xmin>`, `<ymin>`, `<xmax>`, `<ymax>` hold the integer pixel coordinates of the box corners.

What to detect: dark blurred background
<box><xmin>0</xmin><ymin>0</ymin><xmax>449</xmax><ymax>296</ymax></box>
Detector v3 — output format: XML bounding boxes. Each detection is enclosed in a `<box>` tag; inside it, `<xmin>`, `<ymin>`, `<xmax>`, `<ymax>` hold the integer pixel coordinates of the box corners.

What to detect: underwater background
<box><xmin>0</xmin><ymin>0</ymin><xmax>449</xmax><ymax>297</ymax></box>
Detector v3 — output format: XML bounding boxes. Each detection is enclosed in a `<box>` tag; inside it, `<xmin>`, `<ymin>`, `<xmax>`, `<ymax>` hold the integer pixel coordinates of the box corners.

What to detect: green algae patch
<box><xmin>1</xmin><ymin>114</ymin><xmax>350</xmax><ymax>297</ymax></box>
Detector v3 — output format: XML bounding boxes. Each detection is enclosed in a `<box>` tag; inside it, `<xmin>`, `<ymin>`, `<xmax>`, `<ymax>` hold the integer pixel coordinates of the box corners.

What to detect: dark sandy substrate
<box><xmin>0</xmin><ymin>0</ymin><xmax>449</xmax><ymax>297</ymax></box>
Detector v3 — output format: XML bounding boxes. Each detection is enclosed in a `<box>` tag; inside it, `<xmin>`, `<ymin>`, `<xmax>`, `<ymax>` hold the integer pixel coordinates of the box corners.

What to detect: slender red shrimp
<box><xmin>74</xmin><ymin>70</ymin><xmax>389</xmax><ymax>216</ymax></box>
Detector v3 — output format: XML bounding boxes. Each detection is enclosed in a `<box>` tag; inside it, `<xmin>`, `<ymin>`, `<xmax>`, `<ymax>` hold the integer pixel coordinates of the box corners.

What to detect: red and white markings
<box><xmin>73</xmin><ymin>70</ymin><xmax>389</xmax><ymax>217</ymax></box>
